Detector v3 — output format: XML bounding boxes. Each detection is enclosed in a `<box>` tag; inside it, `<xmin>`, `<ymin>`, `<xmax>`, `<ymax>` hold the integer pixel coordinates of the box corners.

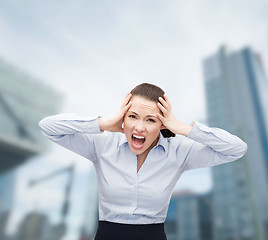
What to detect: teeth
<box><xmin>133</xmin><ymin>134</ymin><xmax>145</xmax><ymax>139</ymax></box>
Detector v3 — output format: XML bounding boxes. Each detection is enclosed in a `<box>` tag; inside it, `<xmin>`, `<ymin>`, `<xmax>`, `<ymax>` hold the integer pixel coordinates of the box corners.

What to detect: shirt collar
<box><xmin>157</xmin><ymin>132</ymin><xmax>168</xmax><ymax>152</ymax></box>
<box><xmin>118</xmin><ymin>134</ymin><xmax>128</xmax><ymax>147</ymax></box>
<box><xmin>118</xmin><ymin>132</ymin><xmax>168</xmax><ymax>152</ymax></box>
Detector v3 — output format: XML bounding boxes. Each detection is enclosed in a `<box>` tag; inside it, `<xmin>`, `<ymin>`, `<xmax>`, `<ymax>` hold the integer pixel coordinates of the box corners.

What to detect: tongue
<box><xmin>133</xmin><ymin>137</ymin><xmax>144</xmax><ymax>146</ymax></box>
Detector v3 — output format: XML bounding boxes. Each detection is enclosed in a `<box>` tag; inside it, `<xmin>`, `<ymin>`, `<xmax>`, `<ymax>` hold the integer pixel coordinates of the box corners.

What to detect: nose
<box><xmin>135</xmin><ymin>120</ymin><xmax>145</xmax><ymax>132</ymax></box>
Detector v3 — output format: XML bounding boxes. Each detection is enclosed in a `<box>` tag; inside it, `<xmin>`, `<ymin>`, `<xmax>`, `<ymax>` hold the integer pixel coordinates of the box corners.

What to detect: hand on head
<box><xmin>156</xmin><ymin>94</ymin><xmax>193</xmax><ymax>136</ymax></box>
<box><xmin>156</xmin><ymin>94</ymin><xmax>177</xmax><ymax>131</ymax></box>
<box><xmin>98</xmin><ymin>92</ymin><xmax>132</xmax><ymax>133</ymax></box>
<box><xmin>99</xmin><ymin>86</ymin><xmax>192</xmax><ymax>136</ymax></box>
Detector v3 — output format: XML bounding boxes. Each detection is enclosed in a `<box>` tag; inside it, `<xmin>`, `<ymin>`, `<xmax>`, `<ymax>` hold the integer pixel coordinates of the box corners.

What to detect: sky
<box><xmin>0</xmin><ymin>0</ymin><xmax>268</xmax><ymax>239</ymax></box>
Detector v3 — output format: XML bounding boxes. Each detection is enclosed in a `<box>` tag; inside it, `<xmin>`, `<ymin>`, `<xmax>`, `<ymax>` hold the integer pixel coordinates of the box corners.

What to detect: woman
<box><xmin>39</xmin><ymin>83</ymin><xmax>247</xmax><ymax>240</ymax></box>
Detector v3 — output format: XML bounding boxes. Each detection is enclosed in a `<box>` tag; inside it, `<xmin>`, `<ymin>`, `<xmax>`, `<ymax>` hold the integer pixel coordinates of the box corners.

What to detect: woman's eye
<box><xmin>148</xmin><ymin>118</ymin><xmax>156</xmax><ymax>123</ymax></box>
<box><xmin>129</xmin><ymin>115</ymin><xmax>136</xmax><ymax>119</ymax></box>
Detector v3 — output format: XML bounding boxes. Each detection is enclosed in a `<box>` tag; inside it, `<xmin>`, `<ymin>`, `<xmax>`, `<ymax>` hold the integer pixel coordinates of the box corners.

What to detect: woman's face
<box><xmin>123</xmin><ymin>95</ymin><xmax>163</xmax><ymax>156</ymax></box>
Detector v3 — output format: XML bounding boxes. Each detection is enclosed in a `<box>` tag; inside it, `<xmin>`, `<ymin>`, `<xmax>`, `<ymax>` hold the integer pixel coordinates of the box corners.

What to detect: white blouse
<box><xmin>39</xmin><ymin>113</ymin><xmax>247</xmax><ymax>224</ymax></box>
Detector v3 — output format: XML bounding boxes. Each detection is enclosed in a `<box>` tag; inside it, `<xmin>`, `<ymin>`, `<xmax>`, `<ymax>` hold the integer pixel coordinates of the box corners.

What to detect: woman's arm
<box><xmin>39</xmin><ymin>113</ymin><xmax>106</xmax><ymax>162</ymax></box>
<box><xmin>157</xmin><ymin>94</ymin><xmax>248</xmax><ymax>170</ymax></box>
<box><xmin>39</xmin><ymin>93</ymin><xmax>132</xmax><ymax>162</ymax></box>
<box><xmin>178</xmin><ymin>121</ymin><xmax>248</xmax><ymax>171</ymax></box>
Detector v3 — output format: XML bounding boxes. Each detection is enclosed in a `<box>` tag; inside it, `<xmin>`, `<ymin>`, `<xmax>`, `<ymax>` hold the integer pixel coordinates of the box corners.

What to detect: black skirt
<box><xmin>94</xmin><ymin>220</ymin><xmax>167</xmax><ymax>240</ymax></box>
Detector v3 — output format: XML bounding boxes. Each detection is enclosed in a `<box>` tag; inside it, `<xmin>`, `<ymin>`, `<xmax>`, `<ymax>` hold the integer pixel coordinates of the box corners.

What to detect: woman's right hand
<box><xmin>98</xmin><ymin>92</ymin><xmax>132</xmax><ymax>133</ymax></box>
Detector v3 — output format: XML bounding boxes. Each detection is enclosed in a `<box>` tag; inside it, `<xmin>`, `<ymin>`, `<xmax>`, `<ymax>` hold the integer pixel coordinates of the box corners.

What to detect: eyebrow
<box><xmin>128</xmin><ymin>111</ymin><xmax>157</xmax><ymax>118</ymax></box>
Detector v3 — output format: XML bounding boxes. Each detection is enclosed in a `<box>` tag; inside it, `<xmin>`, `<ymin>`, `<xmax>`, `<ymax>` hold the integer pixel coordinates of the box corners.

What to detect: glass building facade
<box><xmin>165</xmin><ymin>197</ymin><xmax>179</xmax><ymax>240</ymax></box>
<box><xmin>80</xmin><ymin>168</ymin><xmax>98</xmax><ymax>240</ymax></box>
<box><xmin>0</xmin><ymin>170</ymin><xmax>15</xmax><ymax>211</ymax></box>
<box><xmin>0</xmin><ymin>58</ymin><xmax>62</xmax><ymax>163</ymax></box>
<box><xmin>165</xmin><ymin>191</ymin><xmax>213</xmax><ymax>240</ymax></box>
<box><xmin>203</xmin><ymin>46</ymin><xmax>268</xmax><ymax>240</ymax></box>
<box><xmin>0</xmin><ymin>58</ymin><xmax>62</xmax><ymax>239</ymax></box>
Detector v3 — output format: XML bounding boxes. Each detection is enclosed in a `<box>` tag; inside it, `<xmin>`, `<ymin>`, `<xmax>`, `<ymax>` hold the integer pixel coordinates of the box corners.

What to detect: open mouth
<box><xmin>131</xmin><ymin>134</ymin><xmax>146</xmax><ymax>149</ymax></box>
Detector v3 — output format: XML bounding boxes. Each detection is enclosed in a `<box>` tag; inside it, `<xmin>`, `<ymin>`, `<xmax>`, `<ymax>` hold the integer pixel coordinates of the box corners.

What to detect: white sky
<box><xmin>0</xmin><ymin>0</ymin><xmax>267</xmax><ymax>239</ymax></box>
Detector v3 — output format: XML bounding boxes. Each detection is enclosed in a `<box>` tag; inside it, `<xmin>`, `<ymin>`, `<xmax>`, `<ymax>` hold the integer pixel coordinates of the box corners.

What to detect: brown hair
<box><xmin>130</xmin><ymin>83</ymin><xmax>175</xmax><ymax>138</ymax></box>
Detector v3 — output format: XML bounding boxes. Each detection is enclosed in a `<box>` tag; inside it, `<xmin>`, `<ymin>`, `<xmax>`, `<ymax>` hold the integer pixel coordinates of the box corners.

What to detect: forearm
<box><xmin>39</xmin><ymin>114</ymin><xmax>106</xmax><ymax>162</ymax></box>
<box><xmin>175</xmin><ymin>124</ymin><xmax>193</xmax><ymax>136</ymax></box>
<box><xmin>97</xmin><ymin>116</ymin><xmax>124</xmax><ymax>133</ymax></box>
<box><xmin>98</xmin><ymin>117</ymin><xmax>109</xmax><ymax>131</ymax></box>
<box><xmin>180</xmin><ymin>121</ymin><xmax>248</xmax><ymax>171</ymax></box>
<box><xmin>187</xmin><ymin>121</ymin><xmax>248</xmax><ymax>157</ymax></box>
<box><xmin>171</xmin><ymin>120</ymin><xmax>194</xmax><ymax>137</ymax></box>
<box><xmin>39</xmin><ymin>113</ymin><xmax>101</xmax><ymax>137</ymax></box>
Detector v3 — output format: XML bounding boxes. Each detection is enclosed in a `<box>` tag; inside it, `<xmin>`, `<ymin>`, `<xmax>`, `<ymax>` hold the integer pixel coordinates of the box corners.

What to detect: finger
<box><xmin>122</xmin><ymin>101</ymin><xmax>132</xmax><ymax>114</ymax></box>
<box><xmin>163</xmin><ymin>94</ymin><xmax>172</xmax><ymax>108</ymax></box>
<box><xmin>125</xmin><ymin>100</ymin><xmax>132</xmax><ymax>111</ymax></box>
<box><xmin>158</xmin><ymin>97</ymin><xmax>169</xmax><ymax>109</ymax></box>
<box><xmin>122</xmin><ymin>92</ymin><xmax>132</xmax><ymax>106</ymax></box>
<box><xmin>157</xmin><ymin>102</ymin><xmax>167</xmax><ymax>115</ymax></box>
<box><xmin>157</xmin><ymin>113</ymin><xmax>165</xmax><ymax>122</ymax></box>
<box><xmin>118</xmin><ymin>100</ymin><xmax>132</xmax><ymax>122</ymax></box>
<box><xmin>121</xmin><ymin>92</ymin><xmax>132</xmax><ymax>108</ymax></box>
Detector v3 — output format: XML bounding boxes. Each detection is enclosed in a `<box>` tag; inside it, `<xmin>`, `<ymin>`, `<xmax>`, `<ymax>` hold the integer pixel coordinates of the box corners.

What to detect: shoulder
<box><xmin>168</xmin><ymin>134</ymin><xmax>195</xmax><ymax>151</ymax></box>
<box><xmin>96</xmin><ymin>131</ymin><xmax>126</xmax><ymax>146</ymax></box>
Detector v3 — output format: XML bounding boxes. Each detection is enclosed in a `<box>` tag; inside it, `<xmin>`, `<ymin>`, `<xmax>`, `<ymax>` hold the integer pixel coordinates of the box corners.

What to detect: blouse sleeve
<box><xmin>178</xmin><ymin>121</ymin><xmax>248</xmax><ymax>171</ymax></box>
<box><xmin>38</xmin><ymin>113</ymin><xmax>107</xmax><ymax>163</ymax></box>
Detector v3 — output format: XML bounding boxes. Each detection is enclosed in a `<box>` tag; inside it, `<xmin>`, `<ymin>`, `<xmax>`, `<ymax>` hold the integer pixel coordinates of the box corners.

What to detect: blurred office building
<box><xmin>165</xmin><ymin>194</ymin><xmax>178</xmax><ymax>240</ymax></box>
<box><xmin>0</xmin><ymin>58</ymin><xmax>62</xmax><ymax>239</ymax></box>
<box><xmin>165</xmin><ymin>190</ymin><xmax>213</xmax><ymax>240</ymax></box>
<box><xmin>15</xmin><ymin>212</ymin><xmax>50</xmax><ymax>240</ymax></box>
<box><xmin>79</xmin><ymin>168</ymin><xmax>99</xmax><ymax>240</ymax></box>
<box><xmin>203</xmin><ymin>46</ymin><xmax>268</xmax><ymax>240</ymax></box>
<box><xmin>0</xmin><ymin>170</ymin><xmax>15</xmax><ymax>238</ymax></box>
<box><xmin>15</xmin><ymin>211</ymin><xmax>67</xmax><ymax>240</ymax></box>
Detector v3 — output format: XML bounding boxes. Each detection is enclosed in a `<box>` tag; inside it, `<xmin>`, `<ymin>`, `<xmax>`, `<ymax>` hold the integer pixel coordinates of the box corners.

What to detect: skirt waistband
<box><xmin>95</xmin><ymin>220</ymin><xmax>167</xmax><ymax>240</ymax></box>
<box><xmin>98</xmin><ymin>220</ymin><xmax>165</xmax><ymax>230</ymax></box>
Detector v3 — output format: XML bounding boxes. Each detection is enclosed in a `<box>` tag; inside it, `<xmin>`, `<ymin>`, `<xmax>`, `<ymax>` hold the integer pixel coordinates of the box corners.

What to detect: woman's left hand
<box><xmin>157</xmin><ymin>94</ymin><xmax>193</xmax><ymax>136</ymax></box>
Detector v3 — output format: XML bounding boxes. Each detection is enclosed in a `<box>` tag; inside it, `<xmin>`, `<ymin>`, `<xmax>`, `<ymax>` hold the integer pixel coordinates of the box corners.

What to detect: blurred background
<box><xmin>0</xmin><ymin>0</ymin><xmax>267</xmax><ymax>240</ymax></box>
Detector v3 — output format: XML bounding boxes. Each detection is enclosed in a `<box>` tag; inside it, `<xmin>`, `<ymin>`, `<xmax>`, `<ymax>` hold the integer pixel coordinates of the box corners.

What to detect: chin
<box><xmin>129</xmin><ymin>146</ymin><xmax>144</xmax><ymax>155</ymax></box>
